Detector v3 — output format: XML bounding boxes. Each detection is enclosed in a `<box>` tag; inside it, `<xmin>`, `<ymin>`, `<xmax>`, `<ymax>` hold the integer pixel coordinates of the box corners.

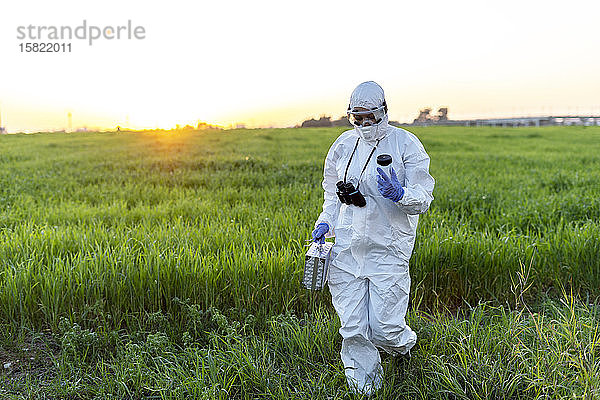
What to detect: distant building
<box><xmin>463</xmin><ymin>116</ymin><xmax>600</xmax><ymax>127</ymax></box>
<box><xmin>409</xmin><ymin>107</ymin><xmax>600</xmax><ymax>127</ymax></box>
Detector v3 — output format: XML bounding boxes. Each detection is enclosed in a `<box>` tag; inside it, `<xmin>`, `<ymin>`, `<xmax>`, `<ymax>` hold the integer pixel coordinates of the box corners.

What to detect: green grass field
<box><xmin>1</xmin><ymin>126</ymin><xmax>599</xmax><ymax>399</ymax></box>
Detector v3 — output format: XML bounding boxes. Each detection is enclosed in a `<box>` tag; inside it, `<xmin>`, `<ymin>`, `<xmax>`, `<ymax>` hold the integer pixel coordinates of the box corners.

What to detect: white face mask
<box><xmin>355</xmin><ymin>124</ymin><xmax>377</xmax><ymax>141</ymax></box>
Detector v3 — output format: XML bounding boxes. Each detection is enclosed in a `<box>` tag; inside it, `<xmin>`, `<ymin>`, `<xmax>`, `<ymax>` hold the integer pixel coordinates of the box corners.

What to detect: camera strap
<box><xmin>343</xmin><ymin>137</ymin><xmax>381</xmax><ymax>189</ymax></box>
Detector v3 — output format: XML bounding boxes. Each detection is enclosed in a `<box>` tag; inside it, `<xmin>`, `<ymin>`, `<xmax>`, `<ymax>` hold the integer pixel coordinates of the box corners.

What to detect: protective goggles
<box><xmin>347</xmin><ymin>104</ymin><xmax>387</xmax><ymax>127</ymax></box>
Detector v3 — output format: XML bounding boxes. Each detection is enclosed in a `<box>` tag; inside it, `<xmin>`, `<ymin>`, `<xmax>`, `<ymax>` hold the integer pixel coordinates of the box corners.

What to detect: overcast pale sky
<box><xmin>1</xmin><ymin>0</ymin><xmax>599</xmax><ymax>132</ymax></box>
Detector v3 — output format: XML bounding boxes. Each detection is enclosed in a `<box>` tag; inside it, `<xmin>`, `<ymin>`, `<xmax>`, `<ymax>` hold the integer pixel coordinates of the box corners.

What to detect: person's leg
<box><xmin>328</xmin><ymin>265</ymin><xmax>382</xmax><ymax>394</ymax></box>
<box><xmin>368</xmin><ymin>269</ymin><xmax>417</xmax><ymax>356</ymax></box>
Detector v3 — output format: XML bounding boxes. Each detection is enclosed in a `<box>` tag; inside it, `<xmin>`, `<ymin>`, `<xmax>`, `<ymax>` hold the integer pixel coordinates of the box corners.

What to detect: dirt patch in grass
<box><xmin>0</xmin><ymin>331</ymin><xmax>60</xmax><ymax>391</ymax></box>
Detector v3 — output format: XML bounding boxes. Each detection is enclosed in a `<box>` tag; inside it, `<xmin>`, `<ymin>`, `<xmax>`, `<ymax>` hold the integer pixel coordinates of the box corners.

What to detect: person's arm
<box><xmin>395</xmin><ymin>136</ymin><xmax>435</xmax><ymax>215</ymax></box>
<box><xmin>315</xmin><ymin>141</ymin><xmax>342</xmax><ymax>234</ymax></box>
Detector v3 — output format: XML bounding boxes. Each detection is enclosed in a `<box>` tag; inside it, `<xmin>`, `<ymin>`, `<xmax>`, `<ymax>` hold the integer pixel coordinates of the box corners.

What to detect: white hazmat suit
<box><xmin>315</xmin><ymin>81</ymin><xmax>435</xmax><ymax>395</ymax></box>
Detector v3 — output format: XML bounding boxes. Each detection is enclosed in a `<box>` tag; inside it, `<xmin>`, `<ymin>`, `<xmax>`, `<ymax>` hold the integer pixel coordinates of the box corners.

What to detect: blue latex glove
<box><xmin>377</xmin><ymin>167</ymin><xmax>404</xmax><ymax>202</ymax></box>
<box><xmin>311</xmin><ymin>222</ymin><xmax>329</xmax><ymax>244</ymax></box>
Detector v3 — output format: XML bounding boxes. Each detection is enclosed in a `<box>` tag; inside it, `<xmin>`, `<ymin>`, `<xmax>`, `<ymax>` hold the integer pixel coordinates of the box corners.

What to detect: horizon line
<box><xmin>3</xmin><ymin>113</ymin><xmax>600</xmax><ymax>134</ymax></box>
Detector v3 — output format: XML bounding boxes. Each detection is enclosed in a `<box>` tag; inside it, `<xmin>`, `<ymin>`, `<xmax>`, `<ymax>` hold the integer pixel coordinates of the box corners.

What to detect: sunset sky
<box><xmin>1</xmin><ymin>0</ymin><xmax>599</xmax><ymax>132</ymax></box>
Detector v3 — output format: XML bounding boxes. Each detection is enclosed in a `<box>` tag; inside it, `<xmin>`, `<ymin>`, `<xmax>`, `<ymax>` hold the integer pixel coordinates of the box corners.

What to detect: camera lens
<box><xmin>345</xmin><ymin>183</ymin><xmax>366</xmax><ymax>207</ymax></box>
<box><xmin>336</xmin><ymin>181</ymin><xmax>367</xmax><ymax>207</ymax></box>
<box><xmin>349</xmin><ymin>190</ymin><xmax>366</xmax><ymax>207</ymax></box>
<box><xmin>336</xmin><ymin>181</ymin><xmax>350</xmax><ymax>204</ymax></box>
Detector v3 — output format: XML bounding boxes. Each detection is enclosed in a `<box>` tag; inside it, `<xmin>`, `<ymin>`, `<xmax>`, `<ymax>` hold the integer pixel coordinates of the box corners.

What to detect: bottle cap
<box><xmin>377</xmin><ymin>154</ymin><xmax>392</xmax><ymax>166</ymax></box>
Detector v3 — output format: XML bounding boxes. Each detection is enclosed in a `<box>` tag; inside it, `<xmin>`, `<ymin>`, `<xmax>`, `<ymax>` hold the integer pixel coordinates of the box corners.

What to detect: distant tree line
<box><xmin>299</xmin><ymin>115</ymin><xmax>403</xmax><ymax>128</ymax></box>
<box><xmin>300</xmin><ymin>116</ymin><xmax>351</xmax><ymax>128</ymax></box>
<box><xmin>413</xmin><ymin>108</ymin><xmax>448</xmax><ymax>124</ymax></box>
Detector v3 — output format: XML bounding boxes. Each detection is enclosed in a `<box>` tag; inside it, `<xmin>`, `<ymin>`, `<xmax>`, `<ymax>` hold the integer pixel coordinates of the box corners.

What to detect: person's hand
<box><xmin>377</xmin><ymin>167</ymin><xmax>404</xmax><ymax>202</ymax></box>
<box><xmin>311</xmin><ymin>222</ymin><xmax>329</xmax><ymax>244</ymax></box>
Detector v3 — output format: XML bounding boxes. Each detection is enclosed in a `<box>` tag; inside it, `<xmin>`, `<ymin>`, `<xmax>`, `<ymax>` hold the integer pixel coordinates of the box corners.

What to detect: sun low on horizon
<box><xmin>1</xmin><ymin>0</ymin><xmax>599</xmax><ymax>133</ymax></box>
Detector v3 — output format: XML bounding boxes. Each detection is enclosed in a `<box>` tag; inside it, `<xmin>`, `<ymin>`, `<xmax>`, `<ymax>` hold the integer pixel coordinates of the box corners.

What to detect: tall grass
<box><xmin>1</xmin><ymin>127</ymin><xmax>599</xmax><ymax>398</ymax></box>
<box><xmin>1</xmin><ymin>127</ymin><xmax>599</xmax><ymax>329</ymax></box>
<box><xmin>3</xmin><ymin>296</ymin><xmax>598</xmax><ymax>399</ymax></box>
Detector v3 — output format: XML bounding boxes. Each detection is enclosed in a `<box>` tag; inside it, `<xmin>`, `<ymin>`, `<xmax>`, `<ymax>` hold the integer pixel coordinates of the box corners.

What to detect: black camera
<box><xmin>336</xmin><ymin>181</ymin><xmax>366</xmax><ymax>207</ymax></box>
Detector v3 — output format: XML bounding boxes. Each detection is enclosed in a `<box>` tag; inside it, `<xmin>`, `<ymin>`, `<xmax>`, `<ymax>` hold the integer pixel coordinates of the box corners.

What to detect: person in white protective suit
<box><xmin>311</xmin><ymin>81</ymin><xmax>435</xmax><ymax>395</ymax></box>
